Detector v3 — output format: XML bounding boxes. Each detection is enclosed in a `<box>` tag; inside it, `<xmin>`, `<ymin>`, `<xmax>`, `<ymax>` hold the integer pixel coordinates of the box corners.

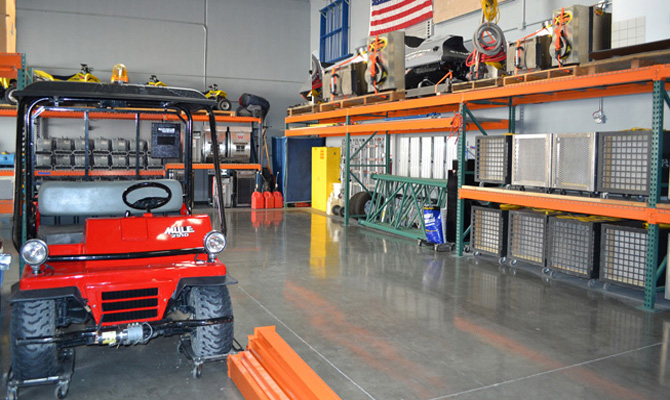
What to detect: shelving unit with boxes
<box><xmin>287</xmin><ymin>60</ymin><xmax>670</xmax><ymax>310</ymax></box>
<box><xmin>458</xmin><ymin>65</ymin><xmax>670</xmax><ymax>310</ymax></box>
<box><xmin>0</xmin><ymin>106</ymin><xmax>262</xmax><ymax>209</ymax></box>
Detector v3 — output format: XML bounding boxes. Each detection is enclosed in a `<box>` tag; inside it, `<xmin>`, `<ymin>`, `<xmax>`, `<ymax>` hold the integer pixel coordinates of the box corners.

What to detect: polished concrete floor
<box><xmin>1</xmin><ymin>208</ymin><xmax>670</xmax><ymax>399</ymax></box>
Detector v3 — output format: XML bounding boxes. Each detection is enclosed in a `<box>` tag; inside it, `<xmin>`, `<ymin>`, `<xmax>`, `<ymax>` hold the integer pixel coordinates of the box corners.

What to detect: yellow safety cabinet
<box><xmin>311</xmin><ymin>147</ymin><xmax>341</xmax><ymax>213</ymax></box>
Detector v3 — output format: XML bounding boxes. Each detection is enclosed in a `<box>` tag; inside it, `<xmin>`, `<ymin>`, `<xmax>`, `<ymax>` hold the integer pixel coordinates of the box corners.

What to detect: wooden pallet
<box><xmin>503</xmin><ymin>66</ymin><xmax>576</xmax><ymax>85</ymax></box>
<box><xmin>576</xmin><ymin>49</ymin><xmax>670</xmax><ymax>76</ymax></box>
<box><xmin>452</xmin><ymin>77</ymin><xmax>503</xmax><ymax>93</ymax></box>
<box><xmin>194</xmin><ymin>109</ymin><xmax>235</xmax><ymax>117</ymax></box>
<box><xmin>287</xmin><ymin>90</ymin><xmax>404</xmax><ymax>116</ymax></box>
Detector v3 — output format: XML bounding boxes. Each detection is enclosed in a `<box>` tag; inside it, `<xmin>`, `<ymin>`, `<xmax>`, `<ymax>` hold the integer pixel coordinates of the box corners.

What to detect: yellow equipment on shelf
<box><xmin>311</xmin><ymin>147</ymin><xmax>341</xmax><ymax>213</ymax></box>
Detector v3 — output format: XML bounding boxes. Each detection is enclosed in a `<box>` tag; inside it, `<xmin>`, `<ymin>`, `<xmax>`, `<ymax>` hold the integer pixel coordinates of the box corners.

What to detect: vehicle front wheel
<box><xmin>188</xmin><ymin>286</ymin><xmax>234</xmax><ymax>357</ymax></box>
<box><xmin>10</xmin><ymin>300</ymin><xmax>58</xmax><ymax>380</ymax></box>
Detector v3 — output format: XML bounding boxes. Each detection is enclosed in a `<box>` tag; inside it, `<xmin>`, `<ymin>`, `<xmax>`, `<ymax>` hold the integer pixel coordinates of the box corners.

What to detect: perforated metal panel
<box><xmin>508</xmin><ymin>210</ymin><xmax>547</xmax><ymax>267</ymax></box>
<box><xmin>600</xmin><ymin>224</ymin><xmax>649</xmax><ymax>289</ymax></box>
<box><xmin>547</xmin><ymin>216</ymin><xmax>600</xmax><ymax>278</ymax></box>
<box><xmin>552</xmin><ymin>132</ymin><xmax>597</xmax><ymax>191</ymax></box>
<box><xmin>471</xmin><ymin>206</ymin><xmax>507</xmax><ymax>257</ymax></box>
<box><xmin>597</xmin><ymin>131</ymin><xmax>651</xmax><ymax>196</ymax></box>
<box><xmin>512</xmin><ymin>134</ymin><xmax>552</xmax><ymax>188</ymax></box>
<box><xmin>475</xmin><ymin>135</ymin><xmax>511</xmax><ymax>184</ymax></box>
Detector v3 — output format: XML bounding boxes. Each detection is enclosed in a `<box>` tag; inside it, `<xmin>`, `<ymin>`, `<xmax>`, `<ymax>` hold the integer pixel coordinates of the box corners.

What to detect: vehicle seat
<box><xmin>37</xmin><ymin>179</ymin><xmax>183</xmax><ymax>245</ymax></box>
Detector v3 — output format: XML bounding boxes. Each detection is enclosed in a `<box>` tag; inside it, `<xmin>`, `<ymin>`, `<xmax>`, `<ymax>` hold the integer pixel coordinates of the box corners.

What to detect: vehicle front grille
<box><xmin>101</xmin><ymin>287</ymin><xmax>159</xmax><ymax>324</ymax></box>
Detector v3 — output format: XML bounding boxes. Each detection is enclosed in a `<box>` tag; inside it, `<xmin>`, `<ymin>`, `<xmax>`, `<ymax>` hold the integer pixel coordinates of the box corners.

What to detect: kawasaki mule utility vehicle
<box><xmin>8</xmin><ymin>81</ymin><xmax>235</xmax><ymax>399</ymax></box>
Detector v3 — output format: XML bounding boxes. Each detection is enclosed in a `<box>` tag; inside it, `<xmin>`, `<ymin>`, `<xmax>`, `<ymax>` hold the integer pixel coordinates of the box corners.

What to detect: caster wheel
<box><xmin>6</xmin><ymin>389</ymin><xmax>17</xmax><ymax>400</ymax></box>
<box><xmin>474</xmin><ymin>251</ymin><xmax>481</xmax><ymax>257</ymax></box>
<box><xmin>550</xmin><ymin>271</ymin><xmax>557</xmax><ymax>279</ymax></box>
<box><xmin>543</xmin><ymin>268</ymin><xmax>550</xmax><ymax>275</ymax></box>
<box><xmin>449</xmin><ymin>243</ymin><xmax>456</xmax><ymax>251</ymax></box>
<box><xmin>511</xmin><ymin>259</ymin><xmax>517</xmax><ymax>266</ymax></box>
<box><xmin>464</xmin><ymin>246</ymin><xmax>471</xmax><ymax>253</ymax></box>
<box><xmin>55</xmin><ymin>384</ymin><xmax>69</xmax><ymax>399</ymax></box>
<box><xmin>193</xmin><ymin>364</ymin><xmax>203</xmax><ymax>379</ymax></box>
<box><xmin>588</xmin><ymin>279</ymin><xmax>597</xmax><ymax>288</ymax></box>
<box><xmin>505</xmin><ymin>184</ymin><xmax>512</xmax><ymax>190</ymax></box>
<box><xmin>603</xmin><ymin>283</ymin><xmax>610</xmax><ymax>291</ymax></box>
<box><xmin>498</xmin><ymin>257</ymin><xmax>506</xmax><ymax>265</ymax></box>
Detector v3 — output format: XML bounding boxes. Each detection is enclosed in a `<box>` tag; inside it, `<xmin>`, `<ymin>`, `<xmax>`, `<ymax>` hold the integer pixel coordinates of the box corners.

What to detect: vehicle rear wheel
<box><xmin>10</xmin><ymin>300</ymin><xmax>58</xmax><ymax>380</ymax></box>
<box><xmin>189</xmin><ymin>286</ymin><xmax>234</xmax><ymax>357</ymax></box>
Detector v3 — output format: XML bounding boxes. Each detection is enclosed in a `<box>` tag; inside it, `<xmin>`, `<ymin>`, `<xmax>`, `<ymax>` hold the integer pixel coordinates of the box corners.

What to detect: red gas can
<box><xmin>263</xmin><ymin>191</ymin><xmax>274</xmax><ymax>209</ymax></box>
<box><xmin>272</xmin><ymin>191</ymin><xmax>283</xmax><ymax>208</ymax></box>
<box><xmin>251</xmin><ymin>191</ymin><xmax>264</xmax><ymax>209</ymax></box>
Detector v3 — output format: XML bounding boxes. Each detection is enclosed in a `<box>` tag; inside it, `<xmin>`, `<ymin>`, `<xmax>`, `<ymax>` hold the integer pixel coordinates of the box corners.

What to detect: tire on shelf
<box><xmin>349</xmin><ymin>191</ymin><xmax>371</xmax><ymax>219</ymax></box>
<box><xmin>188</xmin><ymin>285</ymin><xmax>234</xmax><ymax>357</ymax></box>
<box><xmin>10</xmin><ymin>300</ymin><xmax>59</xmax><ymax>380</ymax></box>
<box><xmin>4</xmin><ymin>82</ymin><xmax>17</xmax><ymax>105</ymax></box>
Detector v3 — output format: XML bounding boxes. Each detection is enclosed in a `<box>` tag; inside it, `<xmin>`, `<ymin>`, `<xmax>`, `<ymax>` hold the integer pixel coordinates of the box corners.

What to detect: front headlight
<box><xmin>21</xmin><ymin>239</ymin><xmax>48</xmax><ymax>270</ymax></box>
<box><xmin>204</xmin><ymin>231</ymin><xmax>226</xmax><ymax>256</ymax></box>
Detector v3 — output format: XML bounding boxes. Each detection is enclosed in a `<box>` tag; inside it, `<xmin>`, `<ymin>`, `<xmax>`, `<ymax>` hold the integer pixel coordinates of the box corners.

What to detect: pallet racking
<box><xmin>285</xmin><ymin>62</ymin><xmax>670</xmax><ymax>310</ymax></box>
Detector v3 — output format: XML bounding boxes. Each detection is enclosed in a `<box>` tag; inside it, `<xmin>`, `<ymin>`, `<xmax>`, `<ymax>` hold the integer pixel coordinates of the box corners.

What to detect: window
<box><xmin>319</xmin><ymin>0</ymin><xmax>349</xmax><ymax>64</ymax></box>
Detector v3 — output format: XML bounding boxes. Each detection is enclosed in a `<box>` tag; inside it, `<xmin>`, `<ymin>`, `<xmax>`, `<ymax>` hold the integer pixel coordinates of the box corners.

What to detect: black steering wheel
<box><xmin>122</xmin><ymin>181</ymin><xmax>172</xmax><ymax>212</ymax></box>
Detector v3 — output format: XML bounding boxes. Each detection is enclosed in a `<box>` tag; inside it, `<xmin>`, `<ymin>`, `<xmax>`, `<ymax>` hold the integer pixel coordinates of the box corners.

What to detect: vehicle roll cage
<box><xmin>12</xmin><ymin>81</ymin><xmax>229</xmax><ymax>251</ymax></box>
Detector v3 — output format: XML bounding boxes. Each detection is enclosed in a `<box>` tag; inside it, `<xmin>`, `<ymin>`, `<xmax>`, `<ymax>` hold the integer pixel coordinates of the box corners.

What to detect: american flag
<box><xmin>369</xmin><ymin>0</ymin><xmax>433</xmax><ymax>36</ymax></box>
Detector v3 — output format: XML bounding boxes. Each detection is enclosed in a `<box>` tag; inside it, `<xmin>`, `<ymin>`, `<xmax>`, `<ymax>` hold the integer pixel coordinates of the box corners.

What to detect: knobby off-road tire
<box><xmin>189</xmin><ymin>286</ymin><xmax>234</xmax><ymax>357</ymax></box>
<box><xmin>10</xmin><ymin>300</ymin><xmax>58</xmax><ymax>380</ymax></box>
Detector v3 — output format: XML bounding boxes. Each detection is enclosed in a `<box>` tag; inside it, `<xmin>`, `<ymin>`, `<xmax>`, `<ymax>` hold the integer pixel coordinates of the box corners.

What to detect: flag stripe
<box><xmin>370</xmin><ymin>0</ymin><xmax>433</xmax><ymax>25</ymax></box>
<box><xmin>371</xmin><ymin>0</ymin><xmax>417</xmax><ymax>17</ymax></box>
<box><xmin>369</xmin><ymin>0</ymin><xmax>433</xmax><ymax>36</ymax></box>
<box><xmin>369</xmin><ymin>10</ymin><xmax>432</xmax><ymax>36</ymax></box>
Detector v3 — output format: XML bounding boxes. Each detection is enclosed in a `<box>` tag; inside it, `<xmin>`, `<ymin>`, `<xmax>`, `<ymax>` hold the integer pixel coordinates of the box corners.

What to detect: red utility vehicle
<box><xmin>8</xmin><ymin>81</ymin><xmax>235</xmax><ymax>399</ymax></box>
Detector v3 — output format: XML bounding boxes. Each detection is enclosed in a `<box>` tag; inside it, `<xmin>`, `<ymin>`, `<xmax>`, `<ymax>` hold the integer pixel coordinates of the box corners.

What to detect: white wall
<box><xmin>0</xmin><ymin>0</ymin><xmax>311</xmax><ymax>152</ymax></box>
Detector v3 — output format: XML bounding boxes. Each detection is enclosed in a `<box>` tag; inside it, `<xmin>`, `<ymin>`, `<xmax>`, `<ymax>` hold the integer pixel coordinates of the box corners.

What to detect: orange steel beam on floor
<box><xmin>228</xmin><ymin>326</ymin><xmax>341</xmax><ymax>400</ymax></box>
<box><xmin>165</xmin><ymin>163</ymin><xmax>261</xmax><ymax>170</ymax></box>
<box><xmin>459</xmin><ymin>186</ymin><xmax>670</xmax><ymax>224</ymax></box>
<box><xmin>285</xmin><ymin>118</ymin><xmax>508</xmax><ymax>137</ymax></box>
<box><xmin>286</xmin><ymin>64</ymin><xmax>670</xmax><ymax>124</ymax></box>
<box><xmin>0</xmin><ymin>169</ymin><xmax>12</xmax><ymax>177</ymax></box>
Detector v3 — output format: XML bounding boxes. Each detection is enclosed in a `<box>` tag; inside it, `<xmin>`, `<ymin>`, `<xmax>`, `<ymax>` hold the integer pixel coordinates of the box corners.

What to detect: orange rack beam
<box><xmin>285</xmin><ymin>118</ymin><xmax>509</xmax><ymax>137</ymax></box>
<box><xmin>0</xmin><ymin>53</ymin><xmax>23</xmax><ymax>79</ymax></box>
<box><xmin>286</xmin><ymin>64</ymin><xmax>670</xmax><ymax>124</ymax></box>
<box><xmin>34</xmin><ymin>169</ymin><xmax>165</xmax><ymax>177</ymax></box>
<box><xmin>165</xmin><ymin>163</ymin><xmax>261</xmax><ymax>171</ymax></box>
<box><xmin>228</xmin><ymin>326</ymin><xmax>341</xmax><ymax>400</ymax></box>
<box><xmin>459</xmin><ymin>186</ymin><xmax>670</xmax><ymax>224</ymax></box>
<box><xmin>0</xmin><ymin>108</ymin><xmax>261</xmax><ymax>124</ymax></box>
